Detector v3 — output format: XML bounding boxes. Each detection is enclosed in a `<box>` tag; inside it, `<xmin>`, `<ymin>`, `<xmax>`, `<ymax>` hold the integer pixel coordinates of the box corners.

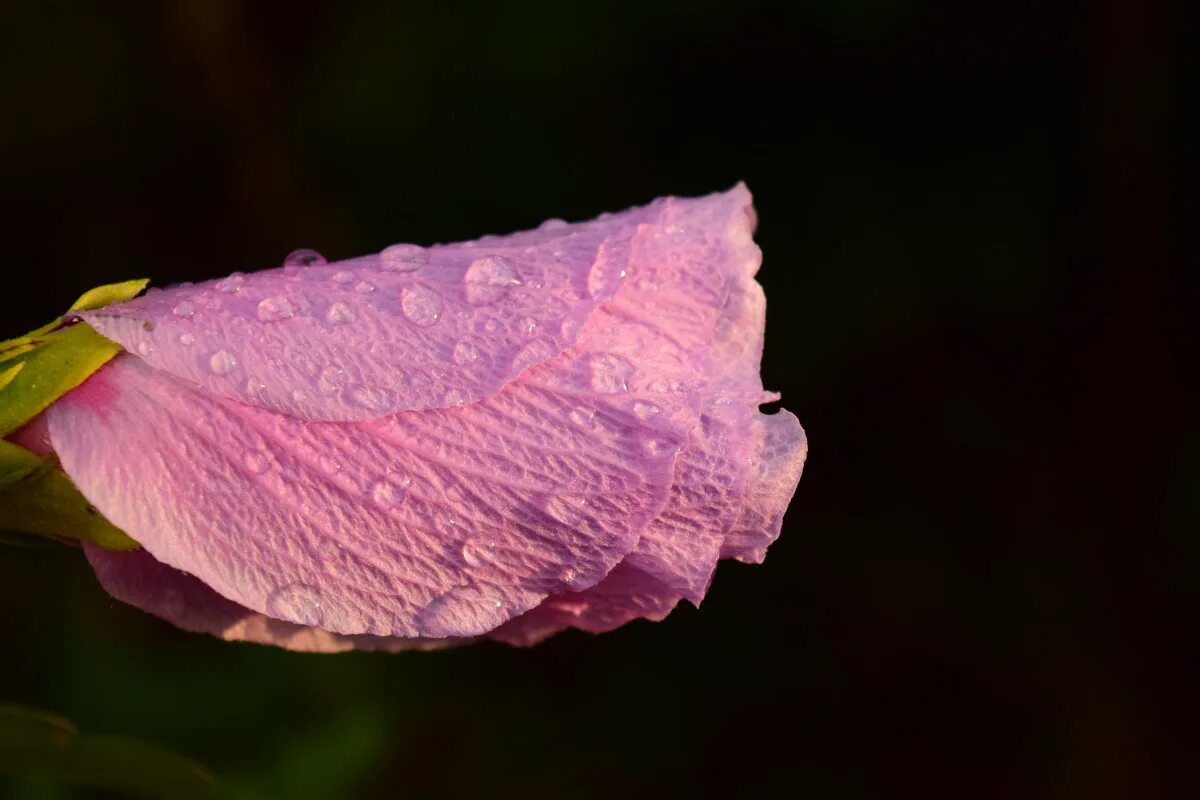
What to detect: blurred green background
<box><xmin>0</xmin><ymin>1</ymin><xmax>1194</xmax><ymax>797</ymax></box>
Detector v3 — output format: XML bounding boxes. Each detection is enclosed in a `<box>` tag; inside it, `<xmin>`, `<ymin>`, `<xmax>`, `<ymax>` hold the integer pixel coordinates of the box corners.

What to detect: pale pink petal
<box><xmin>49</xmin><ymin>353</ymin><xmax>685</xmax><ymax>637</ymax></box>
<box><xmin>80</xmin><ymin>203</ymin><xmax>663</xmax><ymax>422</ymax></box>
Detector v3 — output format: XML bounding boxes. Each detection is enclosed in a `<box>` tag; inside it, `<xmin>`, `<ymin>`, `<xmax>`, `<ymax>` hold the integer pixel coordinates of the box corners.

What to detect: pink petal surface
<box><xmin>52</xmin><ymin>185</ymin><xmax>806</xmax><ymax>649</ymax></box>
<box><xmin>81</xmin><ymin>204</ymin><xmax>662</xmax><ymax>422</ymax></box>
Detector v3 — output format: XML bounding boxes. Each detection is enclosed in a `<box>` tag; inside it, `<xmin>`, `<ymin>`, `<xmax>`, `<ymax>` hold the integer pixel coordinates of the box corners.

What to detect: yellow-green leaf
<box><xmin>0</xmin><ymin>361</ymin><xmax>24</xmax><ymax>393</ymax></box>
<box><xmin>69</xmin><ymin>278</ymin><xmax>149</xmax><ymax>312</ymax></box>
<box><xmin>0</xmin><ymin>440</ymin><xmax>137</xmax><ymax>549</ymax></box>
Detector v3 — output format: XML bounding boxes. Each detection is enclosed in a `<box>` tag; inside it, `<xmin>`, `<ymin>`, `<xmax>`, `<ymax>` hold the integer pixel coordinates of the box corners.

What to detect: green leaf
<box><xmin>69</xmin><ymin>278</ymin><xmax>149</xmax><ymax>313</ymax></box>
<box><xmin>0</xmin><ymin>440</ymin><xmax>137</xmax><ymax>550</ymax></box>
<box><xmin>0</xmin><ymin>278</ymin><xmax>147</xmax><ymax>438</ymax></box>
<box><xmin>0</xmin><ymin>704</ymin><xmax>225</xmax><ymax>799</ymax></box>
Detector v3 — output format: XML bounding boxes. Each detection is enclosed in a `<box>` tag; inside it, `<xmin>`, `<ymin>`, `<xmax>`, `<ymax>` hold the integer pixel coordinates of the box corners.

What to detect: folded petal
<box><xmin>81</xmin><ymin>202</ymin><xmax>664</xmax><ymax>422</ymax></box>
<box><xmin>49</xmin><ymin>353</ymin><xmax>687</xmax><ymax>637</ymax></box>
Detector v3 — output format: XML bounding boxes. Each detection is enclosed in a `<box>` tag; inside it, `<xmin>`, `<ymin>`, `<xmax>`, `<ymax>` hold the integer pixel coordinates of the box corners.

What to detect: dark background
<box><xmin>0</xmin><ymin>1</ymin><xmax>1194</xmax><ymax>798</ymax></box>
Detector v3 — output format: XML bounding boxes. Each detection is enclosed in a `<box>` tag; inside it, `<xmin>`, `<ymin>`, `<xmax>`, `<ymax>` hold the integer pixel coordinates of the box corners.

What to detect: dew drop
<box><xmin>519</xmin><ymin>316</ymin><xmax>538</xmax><ymax>336</ymax></box>
<box><xmin>511</xmin><ymin>337</ymin><xmax>555</xmax><ymax>373</ymax></box>
<box><xmin>172</xmin><ymin>301</ymin><xmax>195</xmax><ymax>319</ymax></box>
<box><xmin>633</xmin><ymin>400</ymin><xmax>661</xmax><ymax>420</ymax></box>
<box><xmin>418</xmin><ymin>586</ymin><xmax>507</xmax><ymax>637</ymax></box>
<box><xmin>460</xmin><ymin>538</ymin><xmax>497</xmax><ymax>568</ymax></box>
<box><xmin>641</xmin><ymin>437</ymin><xmax>674</xmax><ymax>458</ymax></box>
<box><xmin>463</xmin><ymin>255</ymin><xmax>522</xmax><ymax>304</ymax></box>
<box><xmin>380</xmin><ymin>243</ymin><xmax>427</xmax><ymax>271</ymax></box>
<box><xmin>283</xmin><ymin>248</ymin><xmax>326</xmax><ymax>267</ymax></box>
<box><xmin>370</xmin><ymin>473</ymin><xmax>410</xmax><ymax>508</ymax></box>
<box><xmin>452</xmin><ymin>340</ymin><xmax>479</xmax><ymax>365</ymax></box>
<box><xmin>588</xmin><ymin>353</ymin><xmax>634</xmax><ymax>393</ymax></box>
<box><xmin>349</xmin><ymin>384</ymin><xmax>392</xmax><ymax>411</ymax></box>
<box><xmin>326</xmin><ymin>301</ymin><xmax>356</xmax><ymax>325</ymax></box>
<box><xmin>257</xmin><ymin>296</ymin><xmax>295</xmax><ymax>322</ymax></box>
<box><xmin>209</xmin><ymin>350</ymin><xmax>238</xmax><ymax>375</ymax></box>
<box><xmin>179</xmin><ymin>332</ymin><xmax>196</xmax><ymax>346</ymax></box>
<box><xmin>245</xmin><ymin>376</ymin><xmax>266</xmax><ymax>395</ymax></box>
<box><xmin>400</xmin><ymin>285</ymin><xmax>442</xmax><ymax>326</ymax></box>
<box><xmin>354</xmin><ymin>281</ymin><xmax>376</xmax><ymax>294</ymax></box>
<box><xmin>541</xmin><ymin>494</ymin><xmax>586</xmax><ymax>525</ymax></box>
<box><xmin>292</xmin><ymin>388</ymin><xmax>310</xmax><ymax>404</ymax></box>
<box><xmin>569</xmin><ymin>406</ymin><xmax>596</xmax><ymax>428</ymax></box>
<box><xmin>331</xmin><ymin>270</ymin><xmax>355</xmax><ymax>284</ymax></box>
<box><xmin>317</xmin><ymin>365</ymin><xmax>345</xmax><ymax>396</ymax></box>
<box><xmin>266</xmin><ymin>583</ymin><xmax>323</xmax><ymax>626</ymax></box>
<box><xmin>214</xmin><ymin>274</ymin><xmax>244</xmax><ymax>293</ymax></box>
<box><xmin>136</xmin><ymin>340</ymin><xmax>154</xmax><ymax>357</ymax></box>
<box><xmin>560</xmin><ymin>317</ymin><xmax>582</xmax><ymax>340</ymax></box>
<box><xmin>586</xmin><ymin>251</ymin><xmax>628</xmax><ymax>297</ymax></box>
<box><xmin>443</xmin><ymin>388</ymin><xmax>468</xmax><ymax>406</ymax></box>
<box><xmin>539</xmin><ymin>218</ymin><xmax>568</xmax><ymax>231</ymax></box>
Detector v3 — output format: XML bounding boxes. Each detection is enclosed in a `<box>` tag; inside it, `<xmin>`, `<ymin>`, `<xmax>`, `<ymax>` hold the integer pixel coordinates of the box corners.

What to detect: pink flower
<box><xmin>45</xmin><ymin>184</ymin><xmax>807</xmax><ymax>651</ymax></box>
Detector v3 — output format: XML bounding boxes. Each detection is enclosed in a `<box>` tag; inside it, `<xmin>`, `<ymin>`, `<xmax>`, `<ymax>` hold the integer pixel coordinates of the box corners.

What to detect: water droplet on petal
<box><xmin>460</xmin><ymin>538</ymin><xmax>497</xmax><ymax>568</ymax></box>
<box><xmin>380</xmin><ymin>243</ymin><xmax>427</xmax><ymax>271</ymax></box>
<box><xmin>443</xmin><ymin>388</ymin><xmax>468</xmax><ymax>406</ymax></box>
<box><xmin>370</xmin><ymin>473</ymin><xmax>410</xmax><ymax>508</ymax></box>
<box><xmin>464</xmin><ymin>255</ymin><xmax>522</xmax><ymax>304</ymax></box>
<box><xmin>179</xmin><ymin>332</ymin><xmax>196</xmax><ymax>346</ymax></box>
<box><xmin>332</xmin><ymin>270</ymin><xmax>355</xmax><ymax>284</ymax></box>
<box><xmin>137</xmin><ymin>340</ymin><xmax>154</xmax><ymax>357</ymax></box>
<box><xmin>511</xmin><ymin>337</ymin><xmax>555</xmax><ymax>373</ymax></box>
<box><xmin>317</xmin><ymin>365</ymin><xmax>345</xmax><ymax>396</ymax></box>
<box><xmin>586</xmin><ymin>250</ymin><xmax>628</xmax><ymax>297</ymax></box>
<box><xmin>319</xmin><ymin>454</ymin><xmax>342</xmax><ymax>475</ymax></box>
<box><xmin>541</xmin><ymin>494</ymin><xmax>586</xmax><ymax>525</ymax></box>
<box><xmin>632</xmin><ymin>400</ymin><xmax>661</xmax><ymax>420</ymax></box>
<box><xmin>452</xmin><ymin>340</ymin><xmax>479</xmax><ymax>365</ymax></box>
<box><xmin>539</xmin><ymin>218</ymin><xmax>568</xmax><ymax>232</ymax></box>
<box><xmin>292</xmin><ymin>388</ymin><xmax>310</xmax><ymax>404</ymax></box>
<box><xmin>641</xmin><ymin>437</ymin><xmax>674</xmax><ymax>458</ymax></box>
<box><xmin>520</xmin><ymin>317</ymin><xmax>537</xmax><ymax>335</ymax></box>
<box><xmin>266</xmin><ymin>583</ymin><xmax>323</xmax><ymax>626</ymax></box>
<box><xmin>283</xmin><ymin>248</ymin><xmax>326</xmax><ymax>267</ymax></box>
<box><xmin>569</xmin><ymin>406</ymin><xmax>596</xmax><ymax>428</ymax></box>
<box><xmin>400</xmin><ymin>285</ymin><xmax>442</xmax><ymax>326</ymax></box>
<box><xmin>560</xmin><ymin>317</ymin><xmax>582</xmax><ymax>340</ymax></box>
<box><xmin>209</xmin><ymin>350</ymin><xmax>238</xmax><ymax>375</ymax></box>
<box><xmin>588</xmin><ymin>353</ymin><xmax>634</xmax><ymax>393</ymax></box>
<box><xmin>257</xmin><ymin>296</ymin><xmax>295</xmax><ymax>322</ymax></box>
<box><xmin>354</xmin><ymin>281</ymin><xmax>375</xmax><ymax>294</ymax></box>
<box><xmin>418</xmin><ymin>586</ymin><xmax>507</xmax><ymax>637</ymax></box>
<box><xmin>349</xmin><ymin>384</ymin><xmax>392</xmax><ymax>411</ymax></box>
<box><xmin>215</xmin><ymin>274</ymin><xmax>244</xmax><ymax>293</ymax></box>
<box><xmin>172</xmin><ymin>301</ymin><xmax>195</xmax><ymax>319</ymax></box>
<box><xmin>326</xmin><ymin>301</ymin><xmax>356</xmax><ymax>325</ymax></box>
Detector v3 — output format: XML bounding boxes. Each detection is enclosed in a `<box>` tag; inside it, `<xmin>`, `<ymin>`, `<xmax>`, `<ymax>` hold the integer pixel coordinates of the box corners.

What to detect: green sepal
<box><xmin>0</xmin><ymin>278</ymin><xmax>148</xmax><ymax>437</ymax></box>
<box><xmin>0</xmin><ymin>440</ymin><xmax>137</xmax><ymax>550</ymax></box>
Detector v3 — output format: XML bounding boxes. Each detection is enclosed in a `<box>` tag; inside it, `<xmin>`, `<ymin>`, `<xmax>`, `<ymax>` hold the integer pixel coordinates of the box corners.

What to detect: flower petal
<box><xmin>49</xmin><ymin>353</ymin><xmax>686</xmax><ymax>637</ymax></box>
<box><xmin>80</xmin><ymin>202</ymin><xmax>665</xmax><ymax>422</ymax></box>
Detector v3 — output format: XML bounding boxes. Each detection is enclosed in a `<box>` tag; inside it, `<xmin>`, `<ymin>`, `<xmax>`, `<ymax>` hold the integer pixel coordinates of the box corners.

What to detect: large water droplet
<box><xmin>265</xmin><ymin>583</ymin><xmax>323</xmax><ymax>626</ymax></box>
<box><xmin>283</xmin><ymin>248</ymin><xmax>326</xmax><ymax>267</ymax></box>
<box><xmin>418</xmin><ymin>586</ymin><xmax>506</xmax><ymax>637</ymax></box>
<box><xmin>179</xmin><ymin>332</ymin><xmax>196</xmax><ymax>346</ymax></box>
<box><xmin>172</xmin><ymin>301</ymin><xmax>195</xmax><ymax>319</ymax></box>
<box><xmin>331</xmin><ymin>270</ymin><xmax>355</xmax><ymax>284</ymax></box>
<box><xmin>257</xmin><ymin>296</ymin><xmax>295</xmax><ymax>322</ymax></box>
<box><xmin>380</xmin><ymin>243</ymin><xmax>427</xmax><ymax>271</ymax></box>
<box><xmin>586</xmin><ymin>251</ymin><xmax>627</xmax><ymax>297</ymax></box>
<box><xmin>452</xmin><ymin>340</ymin><xmax>479</xmax><ymax>365</ymax></box>
<box><xmin>214</xmin><ymin>274</ymin><xmax>244</xmax><ymax>293</ymax></box>
<box><xmin>519</xmin><ymin>317</ymin><xmax>538</xmax><ymax>336</ymax></box>
<box><xmin>588</xmin><ymin>353</ymin><xmax>634</xmax><ymax>393</ymax></box>
<box><xmin>245</xmin><ymin>376</ymin><xmax>266</xmax><ymax>395</ymax></box>
<box><xmin>443</xmin><ymin>388</ymin><xmax>468</xmax><ymax>406</ymax></box>
<box><xmin>209</xmin><ymin>350</ymin><xmax>238</xmax><ymax>375</ymax></box>
<box><xmin>400</xmin><ymin>285</ymin><xmax>442</xmax><ymax>326</ymax></box>
<box><xmin>326</xmin><ymin>301</ymin><xmax>356</xmax><ymax>325</ymax></box>
<box><xmin>354</xmin><ymin>281</ymin><xmax>375</xmax><ymax>294</ymax></box>
<box><xmin>136</xmin><ymin>340</ymin><xmax>154</xmax><ymax>357</ymax></box>
<box><xmin>632</xmin><ymin>400</ymin><xmax>661</xmax><ymax>420</ymax></box>
<box><xmin>370</xmin><ymin>474</ymin><xmax>410</xmax><ymax>508</ymax></box>
<box><xmin>510</xmin><ymin>338</ymin><xmax>555</xmax><ymax>373</ymax></box>
<box><xmin>292</xmin><ymin>388</ymin><xmax>310</xmax><ymax>404</ymax></box>
<box><xmin>641</xmin><ymin>437</ymin><xmax>672</xmax><ymax>458</ymax></box>
<box><xmin>539</xmin><ymin>218</ymin><xmax>569</xmax><ymax>232</ymax></box>
<box><xmin>463</xmin><ymin>255</ymin><xmax>522</xmax><ymax>304</ymax></box>
<box><xmin>541</xmin><ymin>494</ymin><xmax>586</xmax><ymax>525</ymax></box>
<box><xmin>568</xmin><ymin>406</ymin><xmax>596</xmax><ymax>428</ymax></box>
<box><xmin>460</xmin><ymin>538</ymin><xmax>497</xmax><ymax>568</ymax></box>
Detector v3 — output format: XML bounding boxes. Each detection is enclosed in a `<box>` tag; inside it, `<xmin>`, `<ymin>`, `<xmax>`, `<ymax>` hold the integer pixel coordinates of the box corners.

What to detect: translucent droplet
<box><xmin>331</xmin><ymin>270</ymin><xmax>355</xmax><ymax>284</ymax></box>
<box><xmin>380</xmin><ymin>243</ymin><xmax>427</xmax><ymax>271</ymax></box>
<box><xmin>464</xmin><ymin>255</ymin><xmax>522</xmax><ymax>304</ymax></box>
<box><xmin>460</xmin><ymin>538</ymin><xmax>497</xmax><ymax>568</ymax></box>
<box><xmin>266</xmin><ymin>583</ymin><xmax>323</xmax><ymax>626</ymax></box>
<box><xmin>541</xmin><ymin>494</ymin><xmax>586</xmax><ymax>525</ymax></box>
<box><xmin>520</xmin><ymin>317</ymin><xmax>538</xmax><ymax>335</ymax></box>
<box><xmin>317</xmin><ymin>365</ymin><xmax>345</xmax><ymax>396</ymax></box>
<box><xmin>588</xmin><ymin>353</ymin><xmax>634</xmax><ymax>393</ymax></box>
<box><xmin>511</xmin><ymin>338</ymin><xmax>555</xmax><ymax>373</ymax></box>
<box><xmin>257</xmin><ymin>296</ymin><xmax>295</xmax><ymax>322</ymax></box>
<box><xmin>569</xmin><ymin>406</ymin><xmax>596</xmax><ymax>428</ymax></box>
<box><xmin>283</xmin><ymin>248</ymin><xmax>326</xmax><ymax>267</ymax></box>
<box><xmin>418</xmin><ymin>587</ymin><xmax>507</xmax><ymax>637</ymax></box>
<box><xmin>400</xmin><ymin>285</ymin><xmax>442</xmax><ymax>326</ymax></box>
<box><xmin>349</xmin><ymin>384</ymin><xmax>392</xmax><ymax>411</ymax></box>
<box><xmin>641</xmin><ymin>437</ymin><xmax>673</xmax><ymax>458</ymax></box>
<box><xmin>371</xmin><ymin>474</ymin><xmax>410</xmax><ymax>508</ymax></box>
<box><xmin>136</xmin><ymin>340</ymin><xmax>154</xmax><ymax>357</ymax></box>
<box><xmin>632</xmin><ymin>400</ymin><xmax>661</xmax><ymax>420</ymax></box>
<box><xmin>547</xmin><ymin>596</ymin><xmax>589</xmax><ymax>616</ymax></box>
<box><xmin>443</xmin><ymin>388</ymin><xmax>468</xmax><ymax>406</ymax></box>
<box><xmin>179</xmin><ymin>332</ymin><xmax>196</xmax><ymax>346</ymax></box>
<box><xmin>172</xmin><ymin>301</ymin><xmax>195</xmax><ymax>319</ymax></box>
<box><xmin>292</xmin><ymin>388</ymin><xmax>310</xmax><ymax>404</ymax></box>
<box><xmin>452</xmin><ymin>340</ymin><xmax>479</xmax><ymax>365</ymax></box>
<box><xmin>586</xmin><ymin>250</ymin><xmax>628</xmax><ymax>297</ymax></box>
<box><xmin>560</xmin><ymin>317</ymin><xmax>582</xmax><ymax>340</ymax></box>
<box><xmin>326</xmin><ymin>301</ymin><xmax>356</xmax><ymax>325</ymax></box>
<box><xmin>209</xmin><ymin>350</ymin><xmax>238</xmax><ymax>375</ymax></box>
<box><xmin>214</xmin><ymin>274</ymin><xmax>244</xmax><ymax>293</ymax></box>
<box><xmin>354</xmin><ymin>281</ymin><xmax>375</xmax><ymax>294</ymax></box>
<box><xmin>244</xmin><ymin>449</ymin><xmax>273</xmax><ymax>474</ymax></box>
<box><xmin>539</xmin><ymin>218</ymin><xmax>568</xmax><ymax>231</ymax></box>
